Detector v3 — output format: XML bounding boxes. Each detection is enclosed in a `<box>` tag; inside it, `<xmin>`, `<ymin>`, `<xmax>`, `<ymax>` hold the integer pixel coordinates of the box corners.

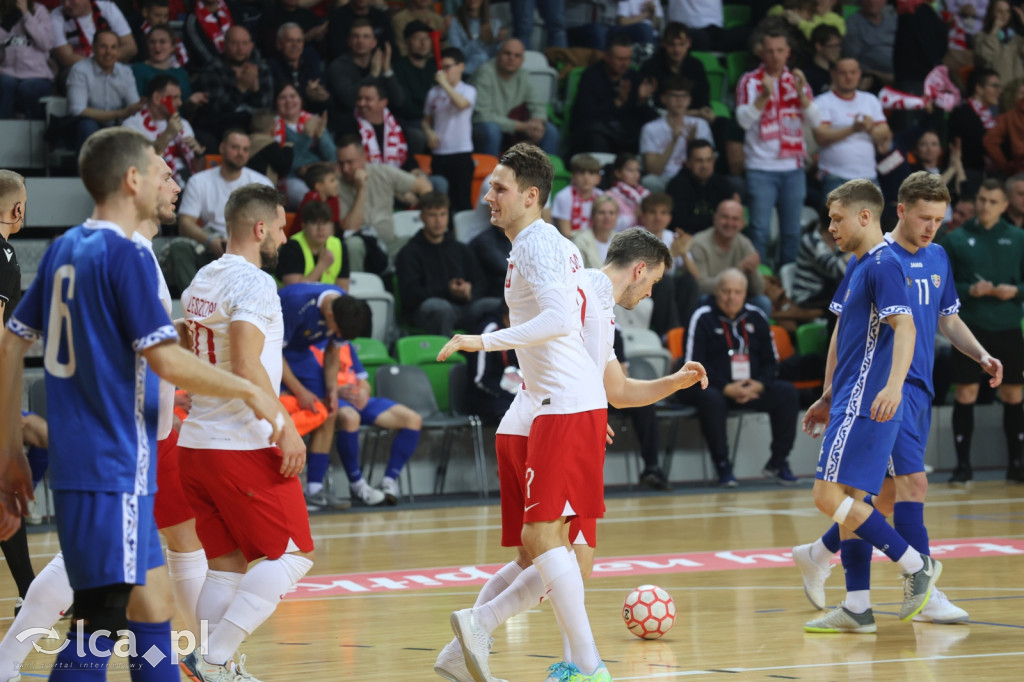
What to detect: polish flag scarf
<box><xmin>970</xmin><ymin>97</ymin><xmax>996</xmax><ymax>130</ymax></box>
<box><xmin>612</xmin><ymin>181</ymin><xmax>648</xmax><ymax>210</ymax></box>
<box><xmin>67</xmin><ymin>0</ymin><xmax>110</xmax><ymax>57</ymax></box>
<box><xmin>750</xmin><ymin>64</ymin><xmax>805</xmax><ymax>160</ymax></box>
<box><xmin>357</xmin><ymin>108</ymin><xmax>407</xmax><ymax>167</ymax></box>
<box><xmin>194</xmin><ymin>0</ymin><xmax>233</xmax><ymax>53</ymax></box>
<box><xmin>569</xmin><ymin>186</ymin><xmax>598</xmax><ymax>232</ymax></box>
<box><xmin>140</xmin><ymin>106</ymin><xmax>194</xmax><ymax>181</ymax></box>
<box><xmin>273</xmin><ymin>111</ymin><xmax>314</xmax><ymax>145</ymax></box>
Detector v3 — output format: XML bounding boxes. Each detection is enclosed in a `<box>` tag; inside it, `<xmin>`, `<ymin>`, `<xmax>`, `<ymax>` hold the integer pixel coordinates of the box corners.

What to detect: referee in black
<box><xmin>0</xmin><ymin>170</ymin><xmax>37</xmax><ymax>611</ymax></box>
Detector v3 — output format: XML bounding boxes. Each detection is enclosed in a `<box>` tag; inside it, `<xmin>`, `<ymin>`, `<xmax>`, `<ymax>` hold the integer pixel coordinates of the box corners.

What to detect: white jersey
<box><xmin>132</xmin><ymin>232</ymin><xmax>175</xmax><ymax>440</ymax></box>
<box><xmin>177</xmin><ymin>254</ymin><xmax>284</xmax><ymax>450</ymax></box>
<box><xmin>497</xmin><ymin>267</ymin><xmax>616</xmax><ymax>436</ymax></box>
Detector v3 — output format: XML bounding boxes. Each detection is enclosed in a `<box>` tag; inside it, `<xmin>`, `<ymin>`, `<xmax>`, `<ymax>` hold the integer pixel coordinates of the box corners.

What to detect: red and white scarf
<box><xmin>273</xmin><ymin>111</ymin><xmax>314</xmax><ymax>145</ymax></box>
<box><xmin>194</xmin><ymin>0</ymin><xmax>233</xmax><ymax>53</ymax></box>
<box><xmin>612</xmin><ymin>181</ymin><xmax>648</xmax><ymax>210</ymax></box>
<box><xmin>357</xmin><ymin>108</ymin><xmax>407</xmax><ymax>167</ymax></box>
<box><xmin>569</xmin><ymin>187</ymin><xmax>596</xmax><ymax>232</ymax></box>
<box><xmin>67</xmin><ymin>0</ymin><xmax>110</xmax><ymax>57</ymax></box>
<box><xmin>878</xmin><ymin>86</ymin><xmax>927</xmax><ymax>111</ymax></box>
<box><xmin>140</xmin><ymin>106</ymin><xmax>194</xmax><ymax>181</ymax></box>
<box><xmin>970</xmin><ymin>97</ymin><xmax>996</xmax><ymax>130</ymax></box>
<box><xmin>141</xmin><ymin>21</ymin><xmax>190</xmax><ymax>67</ymax></box>
<box><xmin>751</xmin><ymin>64</ymin><xmax>805</xmax><ymax>161</ymax></box>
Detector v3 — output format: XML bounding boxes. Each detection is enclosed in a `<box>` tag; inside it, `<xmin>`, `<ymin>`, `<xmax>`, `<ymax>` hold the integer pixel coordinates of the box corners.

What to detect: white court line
<box><xmin>615</xmin><ymin>650</ymin><xmax>1024</xmax><ymax>679</ymax></box>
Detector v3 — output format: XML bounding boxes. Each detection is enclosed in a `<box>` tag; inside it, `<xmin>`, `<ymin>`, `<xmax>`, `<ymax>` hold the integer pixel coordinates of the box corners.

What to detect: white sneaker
<box><xmin>351</xmin><ymin>483</ymin><xmax>385</xmax><ymax>506</ymax></box>
<box><xmin>229</xmin><ymin>653</ymin><xmax>261</xmax><ymax>681</ymax></box>
<box><xmin>450</xmin><ymin>608</ymin><xmax>497</xmax><ymax>682</ymax></box>
<box><xmin>379</xmin><ymin>477</ymin><xmax>399</xmax><ymax>505</ymax></box>
<box><xmin>434</xmin><ymin>638</ymin><xmax>474</xmax><ymax>682</ymax></box>
<box><xmin>180</xmin><ymin>651</ymin><xmax>243</xmax><ymax>681</ymax></box>
<box><xmin>913</xmin><ymin>588</ymin><xmax>969</xmax><ymax>624</ymax></box>
<box><xmin>792</xmin><ymin>543</ymin><xmax>833</xmax><ymax>610</ymax></box>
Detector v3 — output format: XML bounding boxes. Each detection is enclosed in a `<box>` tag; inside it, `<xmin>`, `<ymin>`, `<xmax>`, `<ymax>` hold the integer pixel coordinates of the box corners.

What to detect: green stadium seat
<box><xmin>757</xmin><ymin>263</ymin><xmax>774</xmax><ymax>277</ymax></box>
<box><xmin>726</xmin><ymin>51</ymin><xmax>753</xmax><ymax>90</ymax></box>
<box><xmin>842</xmin><ymin>4</ymin><xmax>859</xmax><ymax>19</ymax></box>
<box><xmin>394</xmin><ymin>335</ymin><xmax>467</xmax><ymax>412</ymax></box>
<box><xmin>558</xmin><ymin>66</ymin><xmax>585</xmax><ymax>137</ymax></box>
<box><xmin>690</xmin><ymin>51</ymin><xmax>728</xmax><ymax>104</ymax></box>
<box><xmin>549</xmin><ymin>153</ymin><xmax>571</xmax><ymax>197</ymax></box>
<box><xmin>350</xmin><ymin>337</ymin><xmax>396</xmax><ymax>394</ymax></box>
<box><xmin>796</xmin><ymin>321</ymin><xmax>830</xmax><ymax>356</ymax></box>
<box><xmin>711</xmin><ymin>101</ymin><xmax>732</xmax><ymax>119</ymax></box>
<box><xmin>723</xmin><ymin>4</ymin><xmax>752</xmax><ymax>29</ymax></box>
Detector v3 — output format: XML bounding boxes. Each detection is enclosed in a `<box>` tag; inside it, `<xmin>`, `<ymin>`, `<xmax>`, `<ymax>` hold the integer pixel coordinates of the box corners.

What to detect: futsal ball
<box><xmin>622</xmin><ymin>585</ymin><xmax>675</xmax><ymax>639</ymax></box>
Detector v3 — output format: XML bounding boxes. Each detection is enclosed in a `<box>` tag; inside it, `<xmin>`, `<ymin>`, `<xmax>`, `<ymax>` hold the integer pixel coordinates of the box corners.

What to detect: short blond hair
<box><xmin>78</xmin><ymin>128</ymin><xmax>156</xmax><ymax>202</ymax></box>
<box><xmin>827</xmin><ymin>179</ymin><xmax>884</xmax><ymax>217</ymax></box>
<box><xmin>898</xmin><ymin>171</ymin><xmax>950</xmax><ymax>207</ymax></box>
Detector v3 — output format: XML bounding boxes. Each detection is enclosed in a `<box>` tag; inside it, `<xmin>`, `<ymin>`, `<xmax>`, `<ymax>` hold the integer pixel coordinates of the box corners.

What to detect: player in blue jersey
<box><xmin>797</xmin><ymin>172</ymin><xmax>1004</xmax><ymax>632</ymax></box>
<box><xmin>278</xmin><ymin>283</ymin><xmax>423</xmax><ymax>507</ymax></box>
<box><xmin>0</xmin><ymin>127</ymin><xmax>287</xmax><ymax>681</ymax></box>
<box><xmin>800</xmin><ymin>179</ymin><xmax>943</xmax><ymax>633</ymax></box>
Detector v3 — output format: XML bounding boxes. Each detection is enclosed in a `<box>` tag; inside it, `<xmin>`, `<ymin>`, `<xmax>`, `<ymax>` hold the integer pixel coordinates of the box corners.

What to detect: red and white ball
<box><xmin>622</xmin><ymin>585</ymin><xmax>676</xmax><ymax>639</ymax></box>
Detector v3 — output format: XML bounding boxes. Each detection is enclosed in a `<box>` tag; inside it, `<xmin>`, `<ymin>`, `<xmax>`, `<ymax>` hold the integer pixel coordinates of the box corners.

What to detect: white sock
<box><xmin>561</xmin><ymin>549</ymin><xmax>579</xmax><ymax>663</ymax></box>
<box><xmin>0</xmin><ymin>553</ymin><xmax>73</xmax><ymax>678</ymax></box>
<box><xmin>473</xmin><ymin>561</ymin><xmax>524</xmax><ymax>608</ymax></box>
<box><xmin>381</xmin><ymin>475</ymin><xmax>396</xmax><ymax>488</ymax></box>
<box><xmin>166</xmin><ymin>548</ymin><xmax>208</xmax><ymax>636</ymax></box>
<box><xmin>844</xmin><ymin>590</ymin><xmax>871</xmax><ymax>614</ymax></box>
<box><xmin>897</xmin><ymin>547</ymin><xmax>924</xmax><ymax>575</ymax></box>
<box><xmin>476</xmin><ymin>565</ymin><xmax>546</xmax><ymax>633</ymax></box>
<box><xmin>809</xmin><ymin>538</ymin><xmax>833</xmax><ymax>566</ymax></box>
<box><xmin>306</xmin><ymin>482</ymin><xmax>323</xmax><ymax>495</ymax></box>
<box><xmin>206</xmin><ymin>554</ymin><xmax>313</xmax><ymax>666</ymax></box>
<box><xmin>197</xmin><ymin>570</ymin><xmax>243</xmax><ymax>637</ymax></box>
<box><xmin>533</xmin><ymin>547</ymin><xmax>600</xmax><ymax>675</ymax></box>
<box><xmin>350</xmin><ymin>478</ymin><xmax>370</xmax><ymax>494</ymax></box>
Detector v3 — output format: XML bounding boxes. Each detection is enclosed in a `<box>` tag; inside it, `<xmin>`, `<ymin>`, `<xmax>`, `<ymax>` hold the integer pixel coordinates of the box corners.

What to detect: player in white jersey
<box><xmin>437</xmin><ymin>227</ymin><xmax>708</xmax><ymax>682</ymax></box>
<box><xmin>176</xmin><ymin>184</ymin><xmax>314</xmax><ymax>682</ymax></box>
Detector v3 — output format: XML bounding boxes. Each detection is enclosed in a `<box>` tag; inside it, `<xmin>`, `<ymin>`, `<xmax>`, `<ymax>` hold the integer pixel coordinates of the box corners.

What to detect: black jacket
<box><xmin>470</xmin><ymin>225</ymin><xmax>511</xmax><ymax>299</ymax></box>
<box><xmin>395</xmin><ymin>229</ymin><xmax>487</xmax><ymax>313</ymax></box>
<box><xmin>685</xmin><ymin>301</ymin><xmax>777</xmax><ymax>391</ymax></box>
<box><xmin>638</xmin><ymin>49</ymin><xmax>711</xmax><ymax>110</ymax></box>
<box><xmin>666</xmin><ymin>167</ymin><xmax>736</xmax><ymax>235</ymax></box>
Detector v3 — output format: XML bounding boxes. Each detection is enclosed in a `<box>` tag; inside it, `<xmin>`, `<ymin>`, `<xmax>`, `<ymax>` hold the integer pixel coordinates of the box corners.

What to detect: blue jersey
<box><xmin>884</xmin><ymin>234</ymin><xmax>960</xmax><ymax>396</ymax></box>
<box><xmin>829</xmin><ymin>241</ymin><xmax>913</xmax><ymax>418</ymax></box>
<box><xmin>8</xmin><ymin>221</ymin><xmax>177</xmax><ymax>494</ymax></box>
<box><xmin>279</xmin><ymin>282</ymin><xmax>345</xmax><ymax>354</ymax></box>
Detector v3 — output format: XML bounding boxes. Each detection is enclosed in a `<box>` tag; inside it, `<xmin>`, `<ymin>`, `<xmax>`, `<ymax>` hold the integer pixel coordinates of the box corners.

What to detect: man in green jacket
<box><xmin>941</xmin><ymin>179</ymin><xmax>1024</xmax><ymax>484</ymax></box>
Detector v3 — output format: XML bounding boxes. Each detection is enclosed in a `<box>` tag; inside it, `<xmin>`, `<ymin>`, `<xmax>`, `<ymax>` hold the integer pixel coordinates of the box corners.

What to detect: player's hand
<box><xmin>277</xmin><ymin>426</ymin><xmax>307</xmax><ymax>477</ymax></box>
<box><xmin>970</xmin><ymin>279</ymin><xmax>994</xmax><ymax>297</ymax></box>
<box><xmin>245</xmin><ymin>387</ymin><xmax>289</xmax><ymax>442</ymax></box>
<box><xmin>0</xmin><ymin>447</ymin><xmax>34</xmax><ymax>522</ymax></box>
<box><xmin>606</xmin><ymin>423</ymin><xmax>615</xmax><ymax>445</ymax></box>
<box><xmin>174</xmin><ymin>391</ymin><xmax>192</xmax><ymax>414</ymax></box>
<box><xmin>802</xmin><ymin>396</ymin><xmax>831</xmax><ymax>437</ymax></box>
<box><xmin>993</xmin><ymin>284</ymin><xmax>1019</xmax><ymax>300</ymax></box>
<box><xmin>979</xmin><ymin>353</ymin><xmax>1004</xmax><ymax>388</ymax></box>
<box><xmin>296</xmin><ymin>386</ymin><xmax>320</xmax><ymax>412</ymax></box>
<box><xmin>437</xmin><ymin>334</ymin><xmax>483</xmax><ymax>361</ymax></box>
<box><xmin>675</xmin><ymin>361</ymin><xmax>708</xmax><ymax>390</ymax></box>
<box><xmin>870</xmin><ymin>384</ymin><xmax>902</xmax><ymax>422</ymax></box>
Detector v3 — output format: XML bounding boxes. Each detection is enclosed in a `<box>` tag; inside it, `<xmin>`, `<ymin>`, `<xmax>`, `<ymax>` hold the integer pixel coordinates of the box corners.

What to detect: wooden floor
<box><xmin>4</xmin><ymin>480</ymin><xmax>1024</xmax><ymax>681</ymax></box>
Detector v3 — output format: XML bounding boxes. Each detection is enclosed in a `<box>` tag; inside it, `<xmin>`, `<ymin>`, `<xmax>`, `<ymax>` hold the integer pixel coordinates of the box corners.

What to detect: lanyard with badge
<box><xmin>722</xmin><ymin>319</ymin><xmax>751</xmax><ymax>382</ymax></box>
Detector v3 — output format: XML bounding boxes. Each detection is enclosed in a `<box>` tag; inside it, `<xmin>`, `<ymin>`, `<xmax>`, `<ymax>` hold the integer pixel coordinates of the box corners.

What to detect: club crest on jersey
<box><xmin>931</xmin><ymin>274</ymin><xmax>941</xmax><ymax>288</ymax></box>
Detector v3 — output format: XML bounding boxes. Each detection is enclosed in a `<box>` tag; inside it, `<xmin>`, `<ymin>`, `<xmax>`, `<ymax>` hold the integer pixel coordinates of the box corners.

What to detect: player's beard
<box><xmin>259</xmin><ymin>236</ymin><xmax>280</xmax><ymax>272</ymax></box>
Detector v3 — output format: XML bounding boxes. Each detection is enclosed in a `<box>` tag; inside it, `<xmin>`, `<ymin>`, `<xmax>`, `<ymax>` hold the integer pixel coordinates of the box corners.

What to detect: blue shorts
<box><xmin>53</xmin><ymin>491</ymin><xmax>164</xmax><ymax>590</ymax></box>
<box><xmin>889</xmin><ymin>382</ymin><xmax>931</xmax><ymax>477</ymax></box>
<box><xmin>338</xmin><ymin>396</ymin><xmax>396</xmax><ymax>424</ymax></box>
<box><xmin>816</xmin><ymin>412</ymin><xmax>901</xmax><ymax>495</ymax></box>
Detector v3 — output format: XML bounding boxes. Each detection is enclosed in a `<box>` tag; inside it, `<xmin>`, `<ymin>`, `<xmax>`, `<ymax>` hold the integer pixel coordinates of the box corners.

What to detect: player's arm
<box><xmin>0</xmin><ymin>333</ymin><xmax>36</xmax><ymax>532</ymax></box>
<box><xmin>603</xmin><ymin>359</ymin><xmax>708</xmax><ymax>408</ymax></box>
<box><xmin>938</xmin><ymin>313</ymin><xmax>1003</xmax><ymax>387</ymax></box>
<box><xmin>803</xmin><ymin>317</ymin><xmax>839</xmax><ymax>437</ymax></box>
<box><xmin>322</xmin><ymin>340</ymin><xmax>341</xmax><ymax>414</ymax></box>
<box><xmin>228</xmin><ymin>321</ymin><xmax>305</xmax><ymax>477</ymax></box>
<box><xmin>143</xmin><ymin>341</ymin><xmax>288</xmax><ymax>442</ymax></box>
<box><xmin>871</xmin><ymin>312</ymin><xmax>915</xmax><ymax>422</ymax></box>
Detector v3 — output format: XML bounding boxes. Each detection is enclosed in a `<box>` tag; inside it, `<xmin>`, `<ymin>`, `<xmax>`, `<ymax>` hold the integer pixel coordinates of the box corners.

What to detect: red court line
<box><xmin>288</xmin><ymin>537</ymin><xmax>1024</xmax><ymax>598</ymax></box>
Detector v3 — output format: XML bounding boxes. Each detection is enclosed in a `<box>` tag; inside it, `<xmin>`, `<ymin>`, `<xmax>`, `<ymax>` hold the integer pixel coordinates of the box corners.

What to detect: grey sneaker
<box><xmin>450</xmin><ymin>608</ymin><xmax>496</xmax><ymax>682</ymax></box>
<box><xmin>180</xmin><ymin>651</ymin><xmax>242</xmax><ymax>681</ymax></box>
<box><xmin>913</xmin><ymin>588</ymin><xmax>968</xmax><ymax>624</ymax></box>
<box><xmin>900</xmin><ymin>555</ymin><xmax>943</xmax><ymax>621</ymax></box>
<box><xmin>792</xmin><ymin>543</ymin><xmax>832</xmax><ymax>610</ymax></box>
<box><xmin>304</xmin><ymin>490</ymin><xmax>352</xmax><ymax>512</ymax></box>
<box><xmin>804</xmin><ymin>603</ymin><xmax>877</xmax><ymax>633</ymax></box>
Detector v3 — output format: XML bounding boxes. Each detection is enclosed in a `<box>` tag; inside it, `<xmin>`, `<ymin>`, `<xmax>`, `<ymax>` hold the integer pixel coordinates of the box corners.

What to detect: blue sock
<box><xmin>50</xmin><ymin>627</ymin><xmax>113</xmax><ymax>680</ymax></box>
<box><xmin>840</xmin><ymin>539</ymin><xmax>873</xmax><ymax>592</ymax></box>
<box><xmin>384</xmin><ymin>429</ymin><xmax>420</xmax><ymax>480</ymax></box>
<box><xmin>851</xmin><ymin>508</ymin><xmax>909</xmax><ymax>563</ymax></box>
<box><xmin>863</xmin><ymin>493</ymin><xmax>875</xmax><ymax>507</ymax></box>
<box><xmin>128</xmin><ymin>619</ymin><xmax>179</xmax><ymax>681</ymax></box>
<box><xmin>306</xmin><ymin>452</ymin><xmax>329</xmax><ymax>485</ymax></box>
<box><xmin>821</xmin><ymin>523</ymin><xmax>841</xmax><ymax>553</ymax></box>
<box><xmin>335</xmin><ymin>430</ymin><xmax>362</xmax><ymax>482</ymax></box>
<box><xmin>894</xmin><ymin>501</ymin><xmax>930</xmax><ymax>555</ymax></box>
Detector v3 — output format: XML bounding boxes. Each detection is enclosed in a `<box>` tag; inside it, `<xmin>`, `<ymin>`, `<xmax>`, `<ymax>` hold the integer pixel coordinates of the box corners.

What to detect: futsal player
<box><xmin>0</xmin><ymin>128</ymin><xmax>288</xmax><ymax>680</ymax></box>
<box><xmin>800</xmin><ymin>179</ymin><xmax>943</xmax><ymax>634</ymax></box>
<box><xmin>176</xmin><ymin>185</ymin><xmax>314</xmax><ymax>682</ymax></box>
<box><xmin>795</xmin><ymin>172</ymin><xmax>1001</xmax><ymax>630</ymax></box>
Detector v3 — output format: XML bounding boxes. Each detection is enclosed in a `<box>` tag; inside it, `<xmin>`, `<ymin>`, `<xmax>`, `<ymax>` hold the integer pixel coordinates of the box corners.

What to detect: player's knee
<box><xmin>954</xmin><ymin>384</ymin><xmax>979</xmax><ymax>404</ymax></box>
<box><xmin>404</xmin><ymin>408</ymin><xmax>422</xmax><ymax>430</ymax></box>
<box><xmin>812</xmin><ymin>483</ymin><xmax>840</xmax><ymax>516</ymax></box>
<box><xmin>73</xmin><ymin>584</ymin><xmax>133</xmax><ymax>635</ymax></box>
<box><xmin>895</xmin><ymin>472</ymin><xmax>928</xmax><ymax>505</ymax></box>
<box><xmin>337</xmin><ymin>407</ymin><xmax>360</xmax><ymax>432</ymax></box>
<box><xmin>998</xmin><ymin>384</ymin><xmax>1023</xmax><ymax>405</ymax></box>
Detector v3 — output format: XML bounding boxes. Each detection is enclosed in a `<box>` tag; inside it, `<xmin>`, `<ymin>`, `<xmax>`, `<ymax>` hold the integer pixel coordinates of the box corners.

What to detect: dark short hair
<box><xmin>810</xmin><ymin>23</ymin><xmax>840</xmax><ymax>48</ymax></box>
<box><xmin>300</xmin><ymin>199</ymin><xmax>333</xmax><ymax>227</ymax></box>
<box><xmin>143</xmin><ymin>0</ymin><xmax>169</xmax><ymax>9</ymax></box>
<box><xmin>93</xmin><ymin>28</ymin><xmax>119</xmax><ymax>46</ymax></box>
<box><xmin>403</xmin><ymin>18</ymin><xmax>433</xmax><ymax>40</ymax></box>
<box><xmin>350</xmin><ymin>17</ymin><xmax>374</xmax><ymax>35</ymax></box>
<box><xmin>331</xmin><ymin>295</ymin><xmax>371</xmax><ymax>340</ymax></box>
<box><xmin>826</xmin><ymin>178</ymin><xmax>883</xmax><ymax>216</ymax></box>
<box><xmin>979</xmin><ymin>177</ymin><xmax>1006</xmax><ymax>197</ymax></box>
<box><xmin>441</xmin><ymin>46</ymin><xmax>465</xmax><ymax>64</ymax></box>
<box><xmin>145</xmin><ymin>73</ymin><xmax>181</xmax><ymax>97</ymax></box>
<box><xmin>640</xmin><ymin>192</ymin><xmax>673</xmax><ymax>213</ymax></box>
<box><xmin>358</xmin><ymin>77</ymin><xmax>387</xmax><ymax>100</ymax></box>
<box><xmin>605</xmin><ymin>227</ymin><xmax>672</xmax><ymax>270</ymax></box>
<box><xmin>686</xmin><ymin>139</ymin><xmax>714</xmax><ymax>159</ymax></box>
<box><xmin>498</xmin><ymin>143</ymin><xmax>554</xmax><ymax>206</ymax></box>
<box><xmin>305</xmin><ymin>162</ymin><xmax>337</xmax><ymax>190</ymax></box>
<box><xmin>419</xmin><ymin>191</ymin><xmax>450</xmax><ymax>211</ymax></box>
<box><xmin>968</xmin><ymin>67</ymin><xmax>999</xmax><ymax>95</ymax></box>
<box><xmin>221</xmin><ymin>128</ymin><xmax>249</xmax><ymax>144</ymax></box>
<box><xmin>612</xmin><ymin>153</ymin><xmax>639</xmax><ymax>172</ymax></box>
<box><xmin>662</xmin><ymin>21</ymin><xmax>689</xmax><ymax>42</ymax></box>
<box><xmin>661</xmin><ymin>74</ymin><xmax>693</xmax><ymax>94</ymax></box>
<box><xmin>606</xmin><ymin>32</ymin><xmax>632</xmax><ymax>51</ymax></box>
<box><xmin>898</xmin><ymin>171</ymin><xmax>951</xmax><ymax>207</ymax></box>
<box><xmin>78</xmin><ymin>128</ymin><xmax>155</xmax><ymax>202</ymax></box>
<box><xmin>337</xmin><ymin>133</ymin><xmax>364</xmax><ymax>152</ymax></box>
<box><xmin>147</xmin><ymin>24</ymin><xmax>175</xmax><ymax>43</ymax></box>
<box><xmin>224</xmin><ymin>184</ymin><xmax>285</xmax><ymax>237</ymax></box>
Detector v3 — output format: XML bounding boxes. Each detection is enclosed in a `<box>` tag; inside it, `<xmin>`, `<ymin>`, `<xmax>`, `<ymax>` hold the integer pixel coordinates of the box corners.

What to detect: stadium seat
<box><xmin>558</xmin><ymin>66</ymin><xmax>586</xmax><ymax>136</ymax></box>
<box><xmin>25</xmin><ymin>178</ymin><xmax>93</xmax><ymax>230</ymax></box>
<box><xmin>772</xmin><ymin>325</ymin><xmax>823</xmax><ymax>391</ymax></box>
<box><xmin>0</xmin><ymin>120</ymin><xmax>47</xmax><ymax>170</ymax></box>
<box><xmin>723</xmin><ymin>4</ymin><xmax>752</xmax><ymax>28</ymax></box>
<box><xmin>779</xmin><ymin>262</ymin><xmax>797</xmax><ymax>300</ymax></box>
<box><xmin>349</xmin><ymin>337</ymin><xmax>396</xmax><ymax>393</ymax></box>
<box><xmin>549</xmin><ymin>153</ymin><xmax>571</xmax><ymax>196</ymax></box>
<box><xmin>726</xmin><ymin>51</ymin><xmax>753</xmax><ymax>89</ymax></box>
<box><xmin>392</xmin><ymin>210</ymin><xmax>424</xmax><ymax>241</ymax></box>
<box><xmin>348</xmin><ymin>272</ymin><xmax>396</xmax><ymax>344</ymax></box>
<box><xmin>690</xmin><ymin>51</ymin><xmax>727</xmax><ymax>104</ymax></box>
<box><xmin>471</xmin><ymin>154</ymin><xmax>499</xmax><ymax>211</ymax></box>
<box><xmin>394</xmin><ymin>335</ymin><xmax>467</xmax><ymax>411</ymax></box>
<box><xmin>614</xmin><ymin>298</ymin><xmax>653</xmax><ymax>330</ymax></box>
<box><xmin>453</xmin><ymin>209</ymin><xmax>483</xmax><ymax>243</ymax></box>
<box><xmin>796</xmin><ymin>320</ymin><xmax>830</xmax><ymax>356</ymax></box>
<box><xmin>446</xmin><ymin>363</ymin><xmax>489</xmax><ymax>495</ymax></box>
<box><xmin>665</xmin><ymin>326</ymin><xmax>685</xmax><ymax>360</ymax></box>
<box><xmin>523</xmin><ymin>50</ymin><xmax>558</xmax><ymax>105</ymax></box>
<box><xmin>621</xmin><ymin>327</ymin><xmax>672</xmax><ymax>375</ymax></box>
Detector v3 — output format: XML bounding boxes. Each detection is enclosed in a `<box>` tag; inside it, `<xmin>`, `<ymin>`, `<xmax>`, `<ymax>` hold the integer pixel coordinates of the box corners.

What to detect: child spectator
<box><xmin>640</xmin><ymin>75</ymin><xmax>714</xmax><ymax>191</ymax></box>
<box><xmin>640</xmin><ymin>192</ymin><xmax>700</xmax><ymax>325</ymax></box>
<box><xmin>551</xmin><ymin>153</ymin><xmax>603</xmax><ymax>237</ymax></box>
<box><xmin>289</xmin><ymin>162</ymin><xmax>342</xmax><ymax>236</ymax></box>
<box><xmin>605</xmin><ymin>153</ymin><xmax>649</xmax><ymax>231</ymax></box>
<box><xmin>277</xmin><ymin>200</ymin><xmax>350</xmax><ymax>290</ymax></box>
<box><xmin>424</xmin><ymin>47</ymin><xmax>477</xmax><ymax>213</ymax></box>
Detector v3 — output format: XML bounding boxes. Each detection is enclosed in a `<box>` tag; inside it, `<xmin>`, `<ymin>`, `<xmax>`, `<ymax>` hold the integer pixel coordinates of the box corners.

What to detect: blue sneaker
<box><xmin>544</xmin><ymin>662</ymin><xmax>573</xmax><ymax>681</ymax></box>
<box><xmin>763</xmin><ymin>461</ymin><xmax>799</xmax><ymax>486</ymax></box>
